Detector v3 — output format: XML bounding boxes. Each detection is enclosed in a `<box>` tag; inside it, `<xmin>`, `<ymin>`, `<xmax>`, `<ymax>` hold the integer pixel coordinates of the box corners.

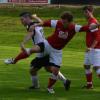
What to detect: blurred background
<box><xmin>0</xmin><ymin>0</ymin><xmax>100</xmax><ymax>5</ymax></box>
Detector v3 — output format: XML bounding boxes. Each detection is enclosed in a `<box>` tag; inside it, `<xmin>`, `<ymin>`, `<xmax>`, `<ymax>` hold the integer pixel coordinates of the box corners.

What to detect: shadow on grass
<box><xmin>0</xmin><ymin>65</ymin><xmax>100</xmax><ymax>100</ymax></box>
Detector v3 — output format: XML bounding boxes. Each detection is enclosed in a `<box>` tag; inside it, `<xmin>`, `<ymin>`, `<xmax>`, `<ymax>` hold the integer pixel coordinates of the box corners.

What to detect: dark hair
<box><xmin>83</xmin><ymin>5</ymin><xmax>94</xmax><ymax>12</ymax></box>
<box><xmin>19</xmin><ymin>12</ymin><xmax>32</xmax><ymax>19</ymax></box>
<box><xmin>61</xmin><ymin>11</ymin><xmax>73</xmax><ymax>22</ymax></box>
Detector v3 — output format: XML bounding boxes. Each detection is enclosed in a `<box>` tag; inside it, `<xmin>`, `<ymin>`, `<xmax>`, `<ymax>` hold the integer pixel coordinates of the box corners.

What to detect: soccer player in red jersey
<box><xmin>82</xmin><ymin>6</ymin><xmax>100</xmax><ymax>89</ymax></box>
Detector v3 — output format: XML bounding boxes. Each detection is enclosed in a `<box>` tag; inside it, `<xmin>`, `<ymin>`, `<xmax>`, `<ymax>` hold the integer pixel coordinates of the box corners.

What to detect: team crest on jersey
<box><xmin>58</xmin><ymin>31</ymin><xmax>68</xmax><ymax>39</ymax></box>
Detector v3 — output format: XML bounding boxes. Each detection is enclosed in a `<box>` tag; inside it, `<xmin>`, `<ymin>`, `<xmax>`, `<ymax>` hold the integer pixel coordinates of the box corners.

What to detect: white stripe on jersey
<box><xmin>51</xmin><ymin>20</ymin><xmax>58</xmax><ymax>28</ymax></box>
<box><xmin>75</xmin><ymin>24</ymin><xmax>82</xmax><ymax>32</ymax></box>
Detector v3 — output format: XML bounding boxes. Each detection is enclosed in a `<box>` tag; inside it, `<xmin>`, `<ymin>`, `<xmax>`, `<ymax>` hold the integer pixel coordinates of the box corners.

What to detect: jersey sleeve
<box><xmin>43</xmin><ymin>20</ymin><xmax>58</xmax><ymax>28</ymax></box>
<box><xmin>75</xmin><ymin>24</ymin><xmax>89</xmax><ymax>32</ymax></box>
<box><xmin>75</xmin><ymin>24</ymin><xmax>82</xmax><ymax>32</ymax></box>
<box><xmin>79</xmin><ymin>25</ymin><xmax>90</xmax><ymax>32</ymax></box>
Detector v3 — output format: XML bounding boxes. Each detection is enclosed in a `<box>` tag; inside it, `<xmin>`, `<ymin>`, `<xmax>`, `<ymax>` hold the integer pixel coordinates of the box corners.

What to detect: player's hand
<box><xmin>32</xmin><ymin>14</ymin><xmax>37</xmax><ymax>19</ymax></box>
<box><xmin>20</xmin><ymin>43</ymin><xmax>26</xmax><ymax>52</ymax></box>
<box><xmin>86</xmin><ymin>48</ymin><xmax>92</xmax><ymax>52</ymax></box>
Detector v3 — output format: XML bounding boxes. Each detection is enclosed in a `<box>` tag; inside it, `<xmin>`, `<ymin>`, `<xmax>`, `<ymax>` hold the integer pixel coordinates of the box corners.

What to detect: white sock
<box><xmin>58</xmin><ymin>71</ymin><xmax>66</xmax><ymax>84</ymax></box>
<box><xmin>31</xmin><ymin>75</ymin><xmax>39</xmax><ymax>88</ymax></box>
<box><xmin>26</xmin><ymin>48</ymin><xmax>31</xmax><ymax>56</ymax></box>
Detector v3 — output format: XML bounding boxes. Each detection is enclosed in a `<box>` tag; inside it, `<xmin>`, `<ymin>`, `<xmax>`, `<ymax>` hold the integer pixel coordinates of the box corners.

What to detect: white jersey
<box><xmin>26</xmin><ymin>22</ymin><xmax>45</xmax><ymax>45</ymax></box>
<box><xmin>33</xmin><ymin>26</ymin><xmax>45</xmax><ymax>44</ymax></box>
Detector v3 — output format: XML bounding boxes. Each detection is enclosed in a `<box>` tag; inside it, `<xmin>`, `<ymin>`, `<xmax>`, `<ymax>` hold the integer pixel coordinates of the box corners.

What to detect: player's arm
<box><xmin>34</xmin><ymin>20</ymin><xmax>58</xmax><ymax>28</ymax></box>
<box><xmin>75</xmin><ymin>24</ymin><xmax>100</xmax><ymax>32</ymax></box>
<box><xmin>32</xmin><ymin>14</ymin><xmax>43</xmax><ymax>23</ymax></box>
<box><xmin>20</xmin><ymin>26</ymin><xmax>34</xmax><ymax>51</ymax></box>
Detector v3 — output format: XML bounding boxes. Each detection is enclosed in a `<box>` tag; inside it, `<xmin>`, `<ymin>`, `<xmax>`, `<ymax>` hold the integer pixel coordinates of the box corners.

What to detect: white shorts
<box><xmin>84</xmin><ymin>49</ymin><xmax>100</xmax><ymax>67</ymax></box>
<box><xmin>43</xmin><ymin>40</ymin><xmax>62</xmax><ymax>67</ymax></box>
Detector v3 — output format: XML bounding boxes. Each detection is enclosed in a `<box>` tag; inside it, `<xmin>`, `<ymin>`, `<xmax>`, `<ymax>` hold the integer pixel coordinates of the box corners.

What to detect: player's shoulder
<box><xmin>55</xmin><ymin>20</ymin><xmax>63</xmax><ymax>26</ymax></box>
<box><xmin>26</xmin><ymin>22</ymin><xmax>37</xmax><ymax>31</ymax></box>
<box><xmin>88</xmin><ymin>17</ymin><xmax>98</xmax><ymax>23</ymax></box>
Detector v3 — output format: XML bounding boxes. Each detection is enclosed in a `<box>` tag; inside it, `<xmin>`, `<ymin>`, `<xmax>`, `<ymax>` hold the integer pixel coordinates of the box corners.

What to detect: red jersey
<box><xmin>43</xmin><ymin>20</ymin><xmax>89</xmax><ymax>50</ymax></box>
<box><xmin>86</xmin><ymin>17</ymin><xmax>100</xmax><ymax>49</ymax></box>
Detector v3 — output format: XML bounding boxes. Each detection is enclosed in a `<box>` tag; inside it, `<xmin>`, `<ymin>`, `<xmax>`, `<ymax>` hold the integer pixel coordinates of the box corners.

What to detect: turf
<box><xmin>0</xmin><ymin>6</ymin><xmax>100</xmax><ymax>100</ymax></box>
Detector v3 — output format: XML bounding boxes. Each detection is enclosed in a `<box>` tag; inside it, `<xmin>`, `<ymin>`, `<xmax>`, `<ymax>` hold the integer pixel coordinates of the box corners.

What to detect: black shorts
<box><xmin>30</xmin><ymin>55</ymin><xmax>49</xmax><ymax>69</ymax></box>
<box><xmin>37</xmin><ymin>42</ymin><xmax>44</xmax><ymax>52</ymax></box>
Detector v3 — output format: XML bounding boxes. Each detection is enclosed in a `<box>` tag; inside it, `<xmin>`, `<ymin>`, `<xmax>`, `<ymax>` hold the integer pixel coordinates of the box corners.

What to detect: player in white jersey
<box><xmin>5</xmin><ymin>13</ymin><xmax>45</xmax><ymax>64</ymax></box>
<box><xmin>4</xmin><ymin>12</ymin><xmax>71</xmax><ymax>92</ymax></box>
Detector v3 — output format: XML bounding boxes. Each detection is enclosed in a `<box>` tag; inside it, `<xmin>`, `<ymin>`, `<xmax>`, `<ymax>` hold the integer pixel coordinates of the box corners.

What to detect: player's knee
<box><xmin>84</xmin><ymin>65</ymin><xmax>91</xmax><ymax>69</ymax></box>
<box><xmin>51</xmin><ymin>73</ymin><xmax>58</xmax><ymax>80</ymax></box>
<box><xmin>52</xmin><ymin>68</ymin><xmax>59</xmax><ymax>76</ymax></box>
<box><xmin>30</xmin><ymin>45</ymin><xmax>41</xmax><ymax>53</ymax></box>
<box><xmin>47</xmin><ymin>66</ymin><xmax>59</xmax><ymax>76</ymax></box>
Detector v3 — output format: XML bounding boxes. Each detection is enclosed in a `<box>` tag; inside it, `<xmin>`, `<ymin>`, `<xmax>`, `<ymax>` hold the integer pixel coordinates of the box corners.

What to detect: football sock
<box><xmin>31</xmin><ymin>75</ymin><xmax>39</xmax><ymax>88</ymax></box>
<box><xmin>58</xmin><ymin>71</ymin><xmax>66</xmax><ymax>84</ymax></box>
<box><xmin>13</xmin><ymin>51</ymin><xmax>29</xmax><ymax>64</ymax></box>
<box><xmin>85</xmin><ymin>69</ymin><xmax>93</xmax><ymax>86</ymax></box>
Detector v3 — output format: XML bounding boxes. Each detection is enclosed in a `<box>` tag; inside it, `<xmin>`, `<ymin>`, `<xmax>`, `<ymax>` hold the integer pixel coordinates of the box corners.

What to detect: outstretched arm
<box><xmin>75</xmin><ymin>24</ymin><xmax>100</xmax><ymax>32</ymax></box>
<box><xmin>34</xmin><ymin>20</ymin><xmax>58</xmax><ymax>28</ymax></box>
<box><xmin>32</xmin><ymin>14</ymin><xmax>43</xmax><ymax>24</ymax></box>
<box><xmin>20</xmin><ymin>26</ymin><xmax>34</xmax><ymax>51</ymax></box>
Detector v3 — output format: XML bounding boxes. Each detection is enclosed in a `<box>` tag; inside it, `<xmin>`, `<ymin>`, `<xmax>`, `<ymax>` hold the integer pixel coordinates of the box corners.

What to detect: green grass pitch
<box><xmin>0</xmin><ymin>6</ymin><xmax>100</xmax><ymax>100</ymax></box>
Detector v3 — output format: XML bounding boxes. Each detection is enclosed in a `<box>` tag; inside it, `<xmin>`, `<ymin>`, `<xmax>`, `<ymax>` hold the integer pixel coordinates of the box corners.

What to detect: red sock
<box><xmin>13</xmin><ymin>51</ymin><xmax>29</xmax><ymax>64</ymax></box>
<box><xmin>86</xmin><ymin>73</ymin><xmax>92</xmax><ymax>86</ymax></box>
<box><xmin>48</xmin><ymin>78</ymin><xmax>57</xmax><ymax>89</ymax></box>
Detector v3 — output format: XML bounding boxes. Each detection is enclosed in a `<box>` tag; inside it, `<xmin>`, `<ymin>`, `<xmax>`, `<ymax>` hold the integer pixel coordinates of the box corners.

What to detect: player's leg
<box><xmin>14</xmin><ymin>43</ymin><xmax>43</xmax><ymax>63</ymax></box>
<box><xmin>29</xmin><ymin>67</ymin><xmax>40</xmax><ymax>89</ymax></box>
<box><xmin>83</xmin><ymin>65</ymin><xmax>93</xmax><ymax>88</ymax></box>
<box><xmin>92</xmin><ymin>49</ymin><xmax>100</xmax><ymax>78</ymax></box>
<box><xmin>83</xmin><ymin>52</ymin><xmax>93</xmax><ymax>89</ymax></box>
<box><xmin>47</xmin><ymin>48</ymin><xmax>69</xmax><ymax>93</ymax></box>
<box><xmin>4</xmin><ymin>49</ymin><xmax>30</xmax><ymax>64</ymax></box>
<box><xmin>58</xmin><ymin>71</ymin><xmax>71</xmax><ymax>90</ymax></box>
<box><xmin>47</xmin><ymin>65</ymin><xmax>59</xmax><ymax>94</ymax></box>
<box><xmin>13</xmin><ymin>48</ymin><xmax>31</xmax><ymax>64</ymax></box>
<box><xmin>45</xmin><ymin>67</ymin><xmax>71</xmax><ymax>90</ymax></box>
<box><xmin>29</xmin><ymin>57</ymin><xmax>43</xmax><ymax>89</ymax></box>
<box><xmin>30</xmin><ymin>55</ymin><xmax>50</xmax><ymax>89</ymax></box>
<box><xmin>4</xmin><ymin>43</ymin><xmax>43</xmax><ymax>64</ymax></box>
